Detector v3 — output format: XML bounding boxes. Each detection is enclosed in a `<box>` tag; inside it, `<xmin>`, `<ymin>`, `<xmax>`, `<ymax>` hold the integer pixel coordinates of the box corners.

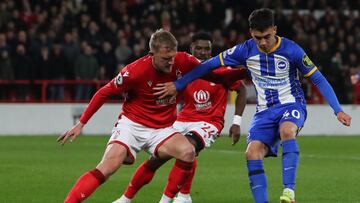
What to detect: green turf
<box><xmin>1</xmin><ymin>135</ymin><xmax>360</xmax><ymax>203</ymax></box>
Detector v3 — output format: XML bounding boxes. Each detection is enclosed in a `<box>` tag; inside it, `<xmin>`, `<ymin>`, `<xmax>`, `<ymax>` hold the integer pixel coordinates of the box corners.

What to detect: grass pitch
<box><xmin>1</xmin><ymin>135</ymin><xmax>360</xmax><ymax>203</ymax></box>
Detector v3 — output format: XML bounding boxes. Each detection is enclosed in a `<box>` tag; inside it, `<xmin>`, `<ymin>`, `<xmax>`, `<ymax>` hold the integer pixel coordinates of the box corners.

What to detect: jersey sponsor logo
<box><xmin>222</xmin><ymin>46</ymin><xmax>236</xmax><ymax>59</ymax></box>
<box><xmin>194</xmin><ymin>90</ymin><xmax>210</xmax><ymax>103</ymax></box>
<box><xmin>193</xmin><ymin>90</ymin><xmax>212</xmax><ymax>110</ymax></box>
<box><xmin>156</xmin><ymin>96</ymin><xmax>176</xmax><ymax>106</ymax></box>
<box><xmin>276</xmin><ymin>59</ymin><xmax>288</xmax><ymax>70</ymax></box>
<box><xmin>254</xmin><ymin>76</ymin><xmax>289</xmax><ymax>88</ymax></box>
<box><xmin>114</xmin><ymin>73</ymin><xmax>123</xmax><ymax>87</ymax></box>
<box><xmin>302</xmin><ymin>54</ymin><xmax>314</xmax><ymax>68</ymax></box>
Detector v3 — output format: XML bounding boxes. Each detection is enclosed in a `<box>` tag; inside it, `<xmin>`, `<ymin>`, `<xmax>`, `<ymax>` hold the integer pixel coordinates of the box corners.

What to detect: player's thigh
<box><xmin>97</xmin><ymin>143</ymin><xmax>128</xmax><ymax>177</ymax></box>
<box><xmin>279</xmin><ymin>103</ymin><xmax>307</xmax><ymax>140</ymax></box>
<box><xmin>108</xmin><ymin>116</ymin><xmax>143</xmax><ymax>164</ymax></box>
<box><xmin>248</xmin><ymin>110</ymin><xmax>279</xmax><ymax>157</ymax></box>
<box><xmin>155</xmin><ymin>132</ymin><xmax>195</xmax><ymax>162</ymax></box>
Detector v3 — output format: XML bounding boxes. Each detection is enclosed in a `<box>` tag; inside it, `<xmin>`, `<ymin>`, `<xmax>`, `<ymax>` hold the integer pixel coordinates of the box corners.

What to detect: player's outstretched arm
<box><xmin>57</xmin><ymin>122</ymin><xmax>84</xmax><ymax>145</ymax></box>
<box><xmin>308</xmin><ymin>70</ymin><xmax>351</xmax><ymax>126</ymax></box>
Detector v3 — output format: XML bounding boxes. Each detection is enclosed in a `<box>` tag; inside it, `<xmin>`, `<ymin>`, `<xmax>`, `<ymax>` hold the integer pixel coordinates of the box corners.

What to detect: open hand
<box><xmin>57</xmin><ymin>122</ymin><xmax>84</xmax><ymax>145</ymax></box>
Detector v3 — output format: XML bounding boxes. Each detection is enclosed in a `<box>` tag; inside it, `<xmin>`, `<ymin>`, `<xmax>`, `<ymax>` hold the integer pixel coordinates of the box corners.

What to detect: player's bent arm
<box><xmin>306</xmin><ymin>69</ymin><xmax>342</xmax><ymax>114</ymax></box>
<box><xmin>229</xmin><ymin>81</ymin><xmax>247</xmax><ymax>145</ymax></box>
<box><xmin>58</xmin><ymin>80</ymin><xmax>122</xmax><ymax>145</ymax></box>
<box><xmin>174</xmin><ymin>56</ymin><xmax>222</xmax><ymax>91</ymax></box>
<box><xmin>80</xmin><ymin>80</ymin><xmax>121</xmax><ymax>124</ymax></box>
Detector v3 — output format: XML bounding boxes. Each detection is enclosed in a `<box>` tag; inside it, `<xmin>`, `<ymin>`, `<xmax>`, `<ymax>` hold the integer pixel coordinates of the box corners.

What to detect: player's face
<box><xmin>191</xmin><ymin>40</ymin><xmax>212</xmax><ymax>61</ymax></box>
<box><xmin>152</xmin><ymin>46</ymin><xmax>177</xmax><ymax>73</ymax></box>
<box><xmin>251</xmin><ymin>26</ymin><xmax>277</xmax><ymax>53</ymax></box>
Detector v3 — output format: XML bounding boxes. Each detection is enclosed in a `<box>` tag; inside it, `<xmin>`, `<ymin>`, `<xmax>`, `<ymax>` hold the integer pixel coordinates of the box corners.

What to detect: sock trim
<box><xmin>175</xmin><ymin>159</ymin><xmax>193</xmax><ymax>170</ymax></box>
<box><xmin>90</xmin><ymin>168</ymin><xmax>106</xmax><ymax>184</ymax></box>
<box><xmin>248</xmin><ymin>169</ymin><xmax>265</xmax><ymax>176</ymax></box>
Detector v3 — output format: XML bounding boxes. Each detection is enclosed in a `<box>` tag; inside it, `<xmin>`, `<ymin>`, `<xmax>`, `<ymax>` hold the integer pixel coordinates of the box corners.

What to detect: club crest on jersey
<box><xmin>114</xmin><ymin>73</ymin><xmax>123</xmax><ymax>87</ymax></box>
<box><xmin>193</xmin><ymin>90</ymin><xmax>212</xmax><ymax>110</ymax></box>
<box><xmin>276</xmin><ymin>59</ymin><xmax>288</xmax><ymax>70</ymax></box>
<box><xmin>176</xmin><ymin>69</ymin><xmax>182</xmax><ymax>79</ymax></box>
<box><xmin>147</xmin><ymin>81</ymin><xmax>153</xmax><ymax>87</ymax></box>
<box><xmin>302</xmin><ymin>54</ymin><xmax>314</xmax><ymax>68</ymax></box>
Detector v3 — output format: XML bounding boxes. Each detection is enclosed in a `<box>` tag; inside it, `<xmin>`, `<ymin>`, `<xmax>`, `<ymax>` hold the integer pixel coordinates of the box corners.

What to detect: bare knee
<box><xmin>177</xmin><ymin>144</ymin><xmax>196</xmax><ymax>162</ymax></box>
<box><xmin>245</xmin><ymin>141</ymin><xmax>267</xmax><ymax>160</ymax></box>
<box><xmin>280</xmin><ymin>122</ymin><xmax>298</xmax><ymax>140</ymax></box>
<box><xmin>280</xmin><ymin>127</ymin><xmax>297</xmax><ymax>141</ymax></box>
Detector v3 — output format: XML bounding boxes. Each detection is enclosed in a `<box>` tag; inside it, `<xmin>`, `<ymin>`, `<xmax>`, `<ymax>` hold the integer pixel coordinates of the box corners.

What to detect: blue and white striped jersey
<box><xmin>218</xmin><ymin>36</ymin><xmax>317</xmax><ymax>112</ymax></box>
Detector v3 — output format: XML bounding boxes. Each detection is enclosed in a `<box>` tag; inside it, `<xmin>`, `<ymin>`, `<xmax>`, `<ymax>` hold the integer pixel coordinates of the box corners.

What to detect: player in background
<box><xmin>351</xmin><ymin>71</ymin><xmax>360</xmax><ymax>84</ymax></box>
<box><xmin>153</xmin><ymin>9</ymin><xmax>351</xmax><ymax>203</ymax></box>
<box><xmin>57</xmin><ymin>29</ymin><xmax>204</xmax><ymax>203</ymax></box>
<box><xmin>113</xmin><ymin>32</ymin><xmax>247</xmax><ymax>203</ymax></box>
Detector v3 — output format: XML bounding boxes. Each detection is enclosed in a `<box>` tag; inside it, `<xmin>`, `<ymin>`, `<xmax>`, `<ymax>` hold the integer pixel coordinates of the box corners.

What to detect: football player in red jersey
<box><xmin>57</xmin><ymin>29</ymin><xmax>208</xmax><ymax>203</ymax></box>
<box><xmin>113</xmin><ymin>32</ymin><xmax>247</xmax><ymax>203</ymax></box>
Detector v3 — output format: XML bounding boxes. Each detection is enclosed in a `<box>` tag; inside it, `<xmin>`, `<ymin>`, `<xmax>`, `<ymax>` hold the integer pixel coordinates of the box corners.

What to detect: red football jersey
<box><xmin>80</xmin><ymin>52</ymin><xmax>200</xmax><ymax>128</ymax></box>
<box><xmin>177</xmin><ymin>68</ymin><xmax>244</xmax><ymax>132</ymax></box>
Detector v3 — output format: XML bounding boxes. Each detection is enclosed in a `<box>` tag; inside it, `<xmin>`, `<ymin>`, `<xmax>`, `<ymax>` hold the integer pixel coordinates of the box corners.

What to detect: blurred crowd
<box><xmin>0</xmin><ymin>0</ymin><xmax>359</xmax><ymax>102</ymax></box>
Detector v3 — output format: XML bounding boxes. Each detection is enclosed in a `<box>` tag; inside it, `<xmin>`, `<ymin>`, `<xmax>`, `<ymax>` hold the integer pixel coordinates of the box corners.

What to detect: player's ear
<box><xmin>273</xmin><ymin>26</ymin><xmax>277</xmax><ymax>34</ymax></box>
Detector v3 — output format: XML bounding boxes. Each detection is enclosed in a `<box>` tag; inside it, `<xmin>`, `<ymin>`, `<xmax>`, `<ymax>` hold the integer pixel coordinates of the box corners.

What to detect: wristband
<box><xmin>232</xmin><ymin>115</ymin><xmax>242</xmax><ymax>126</ymax></box>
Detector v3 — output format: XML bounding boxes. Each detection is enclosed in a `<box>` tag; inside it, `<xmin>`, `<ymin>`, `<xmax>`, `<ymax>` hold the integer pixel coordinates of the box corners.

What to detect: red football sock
<box><xmin>124</xmin><ymin>159</ymin><xmax>160</xmax><ymax>198</ymax></box>
<box><xmin>180</xmin><ymin>158</ymin><xmax>197</xmax><ymax>194</ymax></box>
<box><xmin>163</xmin><ymin>159</ymin><xmax>194</xmax><ymax>198</ymax></box>
<box><xmin>64</xmin><ymin>168</ymin><xmax>106</xmax><ymax>203</ymax></box>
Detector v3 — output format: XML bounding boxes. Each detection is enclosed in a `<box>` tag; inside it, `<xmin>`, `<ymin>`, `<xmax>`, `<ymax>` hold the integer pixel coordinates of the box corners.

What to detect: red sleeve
<box><xmin>79</xmin><ymin>80</ymin><xmax>122</xmax><ymax>124</ymax></box>
<box><xmin>79</xmin><ymin>67</ymin><xmax>133</xmax><ymax>124</ymax></box>
<box><xmin>202</xmin><ymin>67</ymin><xmax>247</xmax><ymax>87</ymax></box>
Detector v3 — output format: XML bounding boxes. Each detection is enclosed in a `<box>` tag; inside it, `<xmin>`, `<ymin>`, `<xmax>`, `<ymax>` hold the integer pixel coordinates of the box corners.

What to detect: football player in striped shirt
<box><xmin>154</xmin><ymin>8</ymin><xmax>351</xmax><ymax>203</ymax></box>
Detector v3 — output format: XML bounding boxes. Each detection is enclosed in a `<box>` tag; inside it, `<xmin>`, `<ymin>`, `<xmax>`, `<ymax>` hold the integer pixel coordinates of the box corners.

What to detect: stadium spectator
<box><xmin>97</xmin><ymin>41</ymin><xmax>117</xmax><ymax>80</ymax></box>
<box><xmin>12</xmin><ymin>43</ymin><xmax>33</xmax><ymax>100</ymax></box>
<box><xmin>0</xmin><ymin>0</ymin><xmax>359</xmax><ymax>103</ymax></box>
<box><xmin>115</xmin><ymin>38</ymin><xmax>132</xmax><ymax>66</ymax></box>
<box><xmin>57</xmin><ymin>29</ymin><xmax>201</xmax><ymax>203</ymax></box>
<box><xmin>47</xmin><ymin>42</ymin><xmax>66</xmax><ymax>100</ymax></box>
<box><xmin>113</xmin><ymin>32</ymin><xmax>247</xmax><ymax>203</ymax></box>
<box><xmin>0</xmin><ymin>49</ymin><xmax>13</xmax><ymax>99</ymax></box>
<box><xmin>153</xmin><ymin>8</ymin><xmax>352</xmax><ymax>203</ymax></box>
<box><xmin>62</xmin><ymin>31</ymin><xmax>81</xmax><ymax>79</ymax></box>
<box><xmin>74</xmin><ymin>43</ymin><xmax>99</xmax><ymax>100</ymax></box>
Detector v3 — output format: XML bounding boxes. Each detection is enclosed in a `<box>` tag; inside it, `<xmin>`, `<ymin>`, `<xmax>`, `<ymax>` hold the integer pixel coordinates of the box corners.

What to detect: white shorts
<box><xmin>172</xmin><ymin>121</ymin><xmax>219</xmax><ymax>148</ymax></box>
<box><xmin>108</xmin><ymin>115</ymin><xmax>179</xmax><ymax>164</ymax></box>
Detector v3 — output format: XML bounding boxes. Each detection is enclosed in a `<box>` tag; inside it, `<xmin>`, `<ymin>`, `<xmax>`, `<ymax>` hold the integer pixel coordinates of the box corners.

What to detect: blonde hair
<box><xmin>149</xmin><ymin>29</ymin><xmax>178</xmax><ymax>52</ymax></box>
